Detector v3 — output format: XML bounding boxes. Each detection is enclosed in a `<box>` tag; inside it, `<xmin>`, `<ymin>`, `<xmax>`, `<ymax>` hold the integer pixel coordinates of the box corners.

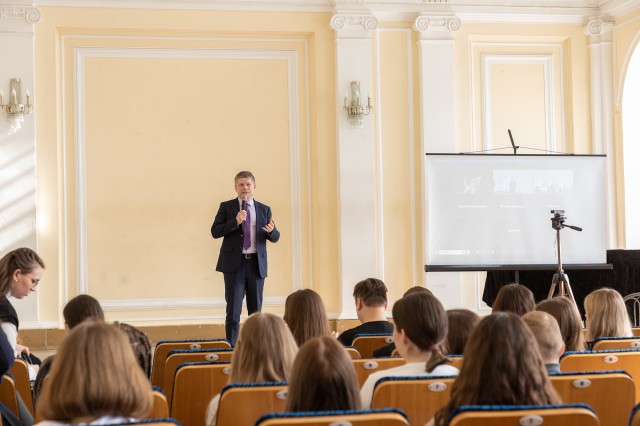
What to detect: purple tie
<box><xmin>243</xmin><ymin>205</ymin><xmax>251</xmax><ymax>250</ymax></box>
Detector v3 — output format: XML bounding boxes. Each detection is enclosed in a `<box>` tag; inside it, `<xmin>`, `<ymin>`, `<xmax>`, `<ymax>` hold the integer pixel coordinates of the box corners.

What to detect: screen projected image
<box><xmin>425</xmin><ymin>155</ymin><xmax>606</xmax><ymax>268</ymax></box>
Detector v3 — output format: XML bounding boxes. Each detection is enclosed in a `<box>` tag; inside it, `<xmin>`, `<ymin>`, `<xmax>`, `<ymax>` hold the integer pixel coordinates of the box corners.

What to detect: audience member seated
<box><xmin>372</xmin><ymin>286</ymin><xmax>433</xmax><ymax>357</ymax></box>
<box><xmin>33</xmin><ymin>294</ymin><xmax>105</xmax><ymax>405</ymax></box>
<box><xmin>584</xmin><ymin>287</ymin><xmax>633</xmax><ymax>347</ymax></box>
<box><xmin>36</xmin><ymin>321</ymin><xmax>153</xmax><ymax>425</ymax></box>
<box><xmin>360</xmin><ymin>292</ymin><xmax>459</xmax><ymax>408</ymax></box>
<box><xmin>536</xmin><ymin>297</ymin><xmax>586</xmax><ymax>352</ymax></box>
<box><xmin>523</xmin><ymin>311</ymin><xmax>565</xmax><ymax>373</ymax></box>
<box><xmin>491</xmin><ymin>283</ymin><xmax>535</xmax><ymax>316</ymax></box>
<box><xmin>338</xmin><ymin>278</ymin><xmax>393</xmax><ymax>347</ymax></box>
<box><xmin>205</xmin><ymin>313</ymin><xmax>297</xmax><ymax>426</ymax></box>
<box><xmin>441</xmin><ymin>309</ymin><xmax>480</xmax><ymax>355</ymax></box>
<box><xmin>0</xmin><ymin>248</ymin><xmax>47</xmax><ymax>426</ymax></box>
<box><xmin>0</xmin><ymin>328</ymin><xmax>20</xmax><ymax>426</ymax></box>
<box><xmin>285</xmin><ymin>336</ymin><xmax>361</xmax><ymax>412</ymax></box>
<box><xmin>430</xmin><ymin>312</ymin><xmax>561</xmax><ymax>426</ymax></box>
<box><xmin>283</xmin><ymin>289</ymin><xmax>332</xmax><ymax>346</ymax></box>
<box><xmin>0</xmin><ymin>248</ymin><xmax>45</xmax><ymax>363</ymax></box>
<box><xmin>114</xmin><ymin>323</ymin><xmax>152</xmax><ymax>379</ymax></box>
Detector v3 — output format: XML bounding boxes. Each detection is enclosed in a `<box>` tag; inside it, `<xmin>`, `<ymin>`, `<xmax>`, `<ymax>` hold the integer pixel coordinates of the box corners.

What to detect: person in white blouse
<box><xmin>360</xmin><ymin>292</ymin><xmax>459</xmax><ymax>408</ymax></box>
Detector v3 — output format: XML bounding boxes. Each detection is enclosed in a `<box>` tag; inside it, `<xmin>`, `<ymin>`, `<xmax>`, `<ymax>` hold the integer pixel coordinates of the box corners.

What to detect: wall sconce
<box><xmin>343</xmin><ymin>81</ymin><xmax>372</xmax><ymax>128</ymax></box>
<box><xmin>0</xmin><ymin>78</ymin><xmax>33</xmax><ymax>130</ymax></box>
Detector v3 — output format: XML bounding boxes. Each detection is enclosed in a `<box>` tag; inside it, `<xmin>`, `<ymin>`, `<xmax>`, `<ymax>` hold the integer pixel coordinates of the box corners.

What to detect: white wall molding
<box><xmin>0</xmin><ymin>4</ymin><xmax>40</xmax><ymax>33</ymax></box>
<box><xmin>59</xmin><ymin>37</ymin><xmax>307</xmax><ymax>319</ymax></box>
<box><xmin>331</xmin><ymin>13</ymin><xmax>378</xmax><ymax>39</ymax></box>
<box><xmin>482</xmin><ymin>54</ymin><xmax>557</xmax><ymax>152</ymax></box>
<box><xmin>414</xmin><ymin>14</ymin><xmax>461</xmax><ymax>40</ymax></box>
<box><xmin>100</xmin><ymin>295</ymin><xmax>286</xmax><ymax>311</ymax></box>
<box><xmin>584</xmin><ymin>16</ymin><xmax>617</xmax><ymax>248</ymax></box>
<box><xmin>584</xmin><ymin>16</ymin><xmax>615</xmax><ymax>40</ymax></box>
<box><xmin>333</xmin><ymin>13</ymin><xmax>377</xmax><ymax>319</ymax></box>
<box><xmin>415</xmin><ymin>12</ymin><xmax>462</xmax><ymax>306</ymax></box>
<box><xmin>31</xmin><ymin>0</ymin><xmax>640</xmax><ymax>21</ymax></box>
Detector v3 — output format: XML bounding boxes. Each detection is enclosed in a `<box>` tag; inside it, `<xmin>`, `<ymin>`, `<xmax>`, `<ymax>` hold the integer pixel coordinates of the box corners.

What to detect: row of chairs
<box><xmin>3</xmin><ymin>354</ymin><xmax>634</xmax><ymax>426</ymax></box>
<box><xmin>151</xmin><ymin>333</ymin><xmax>640</xmax><ymax>390</ymax></box>
<box><xmin>162</xmin><ymin>364</ymin><xmax>637</xmax><ymax>426</ymax></box>
<box><xmin>150</xmin><ymin>334</ymin><xmax>391</xmax><ymax>390</ymax></box>
<box><xmin>149</xmin><ymin>337</ymin><xmax>640</xmax><ymax>426</ymax></box>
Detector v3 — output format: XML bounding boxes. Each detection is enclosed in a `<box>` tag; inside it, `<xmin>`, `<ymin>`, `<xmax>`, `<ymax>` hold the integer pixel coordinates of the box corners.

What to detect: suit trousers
<box><xmin>223</xmin><ymin>255</ymin><xmax>264</xmax><ymax>346</ymax></box>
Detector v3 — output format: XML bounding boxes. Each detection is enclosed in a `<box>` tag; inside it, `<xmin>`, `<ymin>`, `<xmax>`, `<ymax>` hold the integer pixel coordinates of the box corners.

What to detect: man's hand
<box><xmin>262</xmin><ymin>219</ymin><xmax>275</xmax><ymax>233</ymax></box>
<box><xmin>16</xmin><ymin>344</ymin><xmax>30</xmax><ymax>356</ymax></box>
<box><xmin>236</xmin><ymin>210</ymin><xmax>247</xmax><ymax>225</ymax></box>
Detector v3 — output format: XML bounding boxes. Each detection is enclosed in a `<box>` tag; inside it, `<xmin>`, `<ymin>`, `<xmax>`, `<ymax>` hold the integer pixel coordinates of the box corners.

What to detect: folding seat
<box><xmin>371</xmin><ymin>375</ymin><xmax>457</xmax><ymax>425</ymax></box>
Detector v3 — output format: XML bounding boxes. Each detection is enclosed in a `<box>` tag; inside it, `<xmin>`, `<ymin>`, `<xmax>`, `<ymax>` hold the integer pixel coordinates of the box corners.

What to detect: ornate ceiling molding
<box><xmin>584</xmin><ymin>16</ymin><xmax>614</xmax><ymax>36</ymax></box>
<box><xmin>0</xmin><ymin>4</ymin><xmax>40</xmax><ymax>32</ymax></box>
<box><xmin>26</xmin><ymin>0</ymin><xmax>640</xmax><ymax>21</ymax></box>
<box><xmin>414</xmin><ymin>14</ymin><xmax>461</xmax><ymax>33</ymax></box>
<box><xmin>330</xmin><ymin>13</ymin><xmax>378</xmax><ymax>31</ymax></box>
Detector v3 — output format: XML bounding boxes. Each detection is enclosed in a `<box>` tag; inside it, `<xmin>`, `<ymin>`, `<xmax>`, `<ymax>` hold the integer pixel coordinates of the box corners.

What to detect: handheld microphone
<box><xmin>241</xmin><ymin>194</ymin><xmax>247</xmax><ymax>211</ymax></box>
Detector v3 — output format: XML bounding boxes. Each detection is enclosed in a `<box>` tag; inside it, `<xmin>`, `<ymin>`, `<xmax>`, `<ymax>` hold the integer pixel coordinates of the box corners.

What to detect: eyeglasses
<box><xmin>19</xmin><ymin>271</ymin><xmax>39</xmax><ymax>287</ymax></box>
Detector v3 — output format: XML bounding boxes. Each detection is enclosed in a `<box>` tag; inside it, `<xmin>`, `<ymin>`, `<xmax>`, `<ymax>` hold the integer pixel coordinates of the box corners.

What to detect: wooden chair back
<box><xmin>0</xmin><ymin>375</ymin><xmax>18</xmax><ymax>418</ymax></box>
<box><xmin>352</xmin><ymin>358</ymin><xmax>405</xmax><ymax>388</ymax></box>
<box><xmin>170</xmin><ymin>362</ymin><xmax>232</xmax><ymax>426</ymax></box>
<box><xmin>549</xmin><ymin>370</ymin><xmax>634</xmax><ymax>426</ymax></box>
<box><xmin>97</xmin><ymin>420</ymin><xmax>181</xmax><ymax>426</ymax></box>
<box><xmin>9</xmin><ymin>359</ymin><xmax>33</xmax><ymax>417</ymax></box>
<box><xmin>148</xmin><ymin>388</ymin><xmax>170</xmax><ymax>419</ymax></box>
<box><xmin>162</xmin><ymin>349</ymin><xmax>234</xmax><ymax>397</ymax></box>
<box><xmin>447</xmin><ymin>404</ymin><xmax>600</xmax><ymax>426</ymax></box>
<box><xmin>591</xmin><ymin>337</ymin><xmax>640</xmax><ymax>350</ymax></box>
<box><xmin>351</xmin><ymin>334</ymin><xmax>394</xmax><ymax>358</ymax></box>
<box><xmin>345</xmin><ymin>347</ymin><xmax>361</xmax><ymax>359</ymax></box>
<box><xmin>217</xmin><ymin>382</ymin><xmax>288</xmax><ymax>426</ymax></box>
<box><xmin>151</xmin><ymin>339</ymin><xmax>230</xmax><ymax>388</ymax></box>
<box><xmin>371</xmin><ymin>375</ymin><xmax>456</xmax><ymax>426</ymax></box>
<box><xmin>446</xmin><ymin>356</ymin><xmax>463</xmax><ymax>370</ymax></box>
<box><xmin>630</xmin><ymin>403</ymin><xmax>640</xmax><ymax>426</ymax></box>
<box><xmin>560</xmin><ymin>349</ymin><xmax>640</xmax><ymax>402</ymax></box>
<box><xmin>255</xmin><ymin>408</ymin><xmax>409</xmax><ymax>426</ymax></box>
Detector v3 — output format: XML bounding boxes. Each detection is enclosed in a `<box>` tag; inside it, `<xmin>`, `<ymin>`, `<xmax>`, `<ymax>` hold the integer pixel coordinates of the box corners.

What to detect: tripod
<box><xmin>547</xmin><ymin>227</ymin><xmax>577</xmax><ymax>307</ymax></box>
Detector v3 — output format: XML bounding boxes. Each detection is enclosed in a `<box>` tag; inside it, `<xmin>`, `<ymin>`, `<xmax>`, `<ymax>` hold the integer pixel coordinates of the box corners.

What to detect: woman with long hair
<box><xmin>205</xmin><ymin>313</ymin><xmax>298</xmax><ymax>426</ymax></box>
<box><xmin>442</xmin><ymin>309</ymin><xmax>480</xmax><ymax>355</ymax></box>
<box><xmin>536</xmin><ymin>296</ymin><xmax>586</xmax><ymax>352</ymax></box>
<box><xmin>584</xmin><ymin>287</ymin><xmax>633</xmax><ymax>344</ymax></box>
<box><xmin>432</xmin><ymin>312</ymin><xmax>560</xmax><ymax>426</ymax></box>
<box><xmin>285</xmin><ymin>336</ymin><xmax>361</xmax><ymax>412</ymax></box>
<box><xmin>360</xmin><ymin>292</ymin><xmax>458</xmax><ymax>408</ymax></box>
<box><xmin>36</xmin><ymin>321</ymin><xmax>153</xmax><ymax>425</ymax></box>
<box><xmin>0</xmin><ymin>248</ymin><xmax>45</xmax><ymax>359</ymax></box>
<box><xmin>492</xmin><ymin>283</ymin><xmax>535</xmax><ymax>316</ymax></box>
<box><xmin>283</xmin><ymin>289</ymin><xmax>331</xmax><ymax>346</ymax></box>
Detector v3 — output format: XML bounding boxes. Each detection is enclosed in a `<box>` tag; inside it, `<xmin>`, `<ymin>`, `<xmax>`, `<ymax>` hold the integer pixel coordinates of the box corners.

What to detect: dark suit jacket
<box><xmin>211</xmin><ymin>198</ymin><xmax>280</xmax><ymax>278</ymax></box>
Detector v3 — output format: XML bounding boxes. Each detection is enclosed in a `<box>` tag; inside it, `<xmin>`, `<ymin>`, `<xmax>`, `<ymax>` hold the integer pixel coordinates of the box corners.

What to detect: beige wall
<box><xmin>29</xmin><ymin>6</ymin><xmax>621</xmax><ymax>327</ymax></box>
<box><xmin>35</xmin><ymin>8</ymin><xmax>339</xmax><ymax>325</ymax></box>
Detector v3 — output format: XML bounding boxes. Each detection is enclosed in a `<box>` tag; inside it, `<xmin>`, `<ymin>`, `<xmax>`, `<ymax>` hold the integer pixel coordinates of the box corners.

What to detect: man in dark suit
<box><xmin>211</xmin><ymin>171</ymin><xmax>280</xmax><ymax>346</ymax></box>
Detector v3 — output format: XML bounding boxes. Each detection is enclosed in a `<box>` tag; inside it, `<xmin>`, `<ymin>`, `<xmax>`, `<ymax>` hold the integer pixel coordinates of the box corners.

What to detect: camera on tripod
<box><xmin>550</xmin><ymin>210</ymin><xmax>566</xmax><ymax>231</ymax></box>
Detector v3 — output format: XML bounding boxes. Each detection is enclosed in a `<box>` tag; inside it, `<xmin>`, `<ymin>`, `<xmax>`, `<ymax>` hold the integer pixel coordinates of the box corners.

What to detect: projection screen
<box><xmin>425</xmin><ymin>154</ymin><xmax>607</xmax><ymax>270</ymax></box>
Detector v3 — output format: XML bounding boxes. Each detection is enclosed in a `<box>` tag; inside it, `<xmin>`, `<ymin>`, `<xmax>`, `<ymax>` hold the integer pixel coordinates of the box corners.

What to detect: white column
<box><xmin>0</xmin><ymin>2</ymin><xmax>41</xmax><ymax>324</ymax></box>
<box><xmin>414</xmin><ymin>14</ymin><xmax>464</xmax><ymax>307</ymax></box>
<box><xmin>585</xmin><ymin>17</ymin><xmax>617</xmax><ymax>248</ymax></box>
<box><xmin>331</xmin><ymin>13</ymin><xmax>377</xmax><ymax>318</ymax></box>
